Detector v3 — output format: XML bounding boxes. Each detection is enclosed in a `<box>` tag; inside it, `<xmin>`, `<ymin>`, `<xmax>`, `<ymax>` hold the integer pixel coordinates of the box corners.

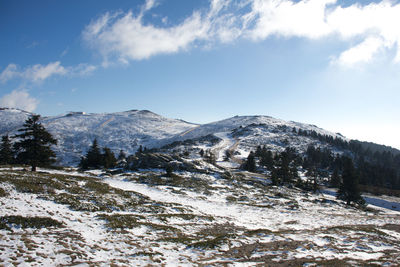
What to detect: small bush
<box><xmin>0</xmin><ymin>215</ymin><xmax>63</xmax><ymax>230</ymax></box>
<box><xmin>0</xmin><ymin>187</ymin><xmax>7</xmax><ymax>197</ymax></box>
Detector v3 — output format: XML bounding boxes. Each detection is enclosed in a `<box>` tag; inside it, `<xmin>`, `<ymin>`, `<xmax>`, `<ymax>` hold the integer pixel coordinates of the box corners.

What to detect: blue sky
<box><xmin>1</xmin><ymin>0</ymin><xmax>400</xmax><ymax>149</ymax></box>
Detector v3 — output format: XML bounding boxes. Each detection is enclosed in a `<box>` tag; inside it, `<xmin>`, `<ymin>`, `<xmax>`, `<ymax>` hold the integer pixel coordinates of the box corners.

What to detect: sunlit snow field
<box><xmin>1</xmin><ymin>167</ymin><xmax>399</xmax><ymax>266</ymax></box>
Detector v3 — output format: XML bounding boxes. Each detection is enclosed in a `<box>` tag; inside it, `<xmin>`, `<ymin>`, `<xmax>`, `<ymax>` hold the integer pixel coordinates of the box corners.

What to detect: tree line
<box><xmin>241</xmin><ymin>145</ymin><xmax>365</xmax><ymax>206</ymax></box>
<box><xmin>295</xmin><ymin>128</ymin><xmax>400</xmax><ymax>190</ymax></box>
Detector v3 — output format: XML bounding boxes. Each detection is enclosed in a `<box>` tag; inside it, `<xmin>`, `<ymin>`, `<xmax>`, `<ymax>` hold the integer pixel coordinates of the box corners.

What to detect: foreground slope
<box><xmin>0</xmin><ymin>168</ymin><xmax>399</xmax><ymax>266</ymax></box>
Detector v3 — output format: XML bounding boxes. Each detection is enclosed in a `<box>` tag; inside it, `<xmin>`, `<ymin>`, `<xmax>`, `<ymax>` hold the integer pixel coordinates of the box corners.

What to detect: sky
<box><xmin>0</xmin><ymin>0</ymin><xmax>399</xmax><ymax>149</ymax></box>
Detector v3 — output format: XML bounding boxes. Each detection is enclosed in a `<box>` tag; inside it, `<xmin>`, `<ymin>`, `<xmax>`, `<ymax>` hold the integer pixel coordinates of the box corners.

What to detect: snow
<box><xmin>1</xmin><ymin>109</ymin><xmax>400</xmax><ymax>265</ymax></box>
<box><xmin>322</xmin><ymin>188</ymin><xmax>400</xmax><ymax>212</ymax></box>
<box><xmin>0</xmin><ymin>109</ymin><xmax>197</xmax><ymax>166</ymax></box>
<box><xmin>1</xmin><ymin>167</ymin><xmax>399</xmax><ymax>265</ymax></box>
<box><xmin>0</xmin><ymin>109</ymin><xmax>352</xmax><ymax>167</ymax></box>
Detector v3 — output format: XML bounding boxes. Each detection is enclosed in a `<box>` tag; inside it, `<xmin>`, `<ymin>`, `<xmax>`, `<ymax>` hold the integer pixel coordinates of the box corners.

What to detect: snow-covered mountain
<box><xmin>0</xmin><ymin>108</ymin><xmax>351</xmax><ymax>166</ymax></box>
<box><xmin>162</xmin><ymin>115</ymin><xmax>347</xmax><ymax>159</ymax></box>
<box><xmin>0</xmin><ymin>108</ymin><xmax>32</xmax><ymax>134</ymax></box>
<box><xmin>0</xmin><ymin>108</ymin><xmax>197</xmax><ymax>165</ymax></box>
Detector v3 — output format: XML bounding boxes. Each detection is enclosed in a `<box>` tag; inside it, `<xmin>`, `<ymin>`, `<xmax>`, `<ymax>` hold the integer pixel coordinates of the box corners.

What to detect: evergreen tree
<box><xmin>117</xmin><ymin>149</ymin><xmax>127</xmax><ymax>168</ymax></box>
<box><xmin>224</xmin><ymin>150</ymin><xmax>233</xmax><ymax>161</ymax></box>
<box><xmin>118</xmin><ymin>150</ymin><xmax>126</xmax><ymax>161</ymax></box>
<box><xmin>80</xmin><ymin>139</ymin><xmax>102</xmax><ymax>169</ymax></box>
<box><xmin>337</xmin><ymin>157</ymin><xmax>365</xmax><ymax>205</ymax></box>
<box><xmin>330</xmin><ymin>168</ymin><xmax>341</xmax><ymax>188</ymax></box>
<box><xmin>306</xmin><ymin>167</ymin><xmax>319</xmax><ymax>193</ymax></box>
<box><xmin>136</xmin><ymin>145</ymin><xmax>143</xmax><ymax>155</ymax></box>
<box><xmin>14</xmin><ymin>115</ymin><xmax>57</xmax><ymax>171</ymax></box>
<box><xmin>260</xmin><ymin>148</ymin><xmax>274</xmax><ymax>170</ymax></box>
<box><xmin>204</xmin><ymin>149</ymin><xmax>216</xmax><ymax>164</ymax></box>
<box><xmin>102</xmin><ymin>147</ymin><xmax>117</xmax><ymax>169</ymax></box>
<box><xmin>165</xmin><ymin>164</ymin><xmax>174</xmax><ymax>177</ymax></box>
<box><xmin>270</xmin><ymin>165</ymin><xmax>281</xmax><ymax>185</ymax></box>
<box><xmin>243</xmin><ymin>151</ymin><xmax>257</xmax><ymax>172</ymax></box>
<box><xmin>0</xmin><ymin>135</ymin><xmax>14</xmax><ymax>165</ymax></box>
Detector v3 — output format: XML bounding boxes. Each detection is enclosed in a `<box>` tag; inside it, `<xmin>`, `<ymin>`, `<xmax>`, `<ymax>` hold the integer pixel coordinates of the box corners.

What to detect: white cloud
<box><xmin>25</xmin><ymin>61</ymin><xmax>67</xmax><ymax>82</ymax></box>
<box><xmin>0</xmin><ymin>90</ymin><xmax>39</xmax><ymax>112</ymax></box>
<box><xmin>248</xmin><ymin>0</ymin><xmax>335</xmax><ymax>40</ymax></box>
<box><xmin>70</xmin><ymin>63</ymin><xmax>97</xmax><ymax>76</ymax></box>
<box><xmin>82</xmin><ymin>0</ymin><xmax>245</xmax><ymax>62</ymax></box>
<box><xmin>82</xmin><ymin>0</ymin><xmax>400</xmax><ymax>67</ymax></box>
<box><xmin>0</xmin><ymin>61</ymin><xmax>97</xmax><ymax>83</ymax></box>
<box><xmin>334</xmin><ymin>37</ymin><xmax>385</xmax><ymax>66</ymax></box>
<box><xmin>83</xmin><ymin>11</ymin><xmax>210</xmax><ymax>61</ymax></box>
<box><xmin>0</xmin><ymin>61</ymin><xmax>66</xmax><ymax>83</ymax></box>
<box><xmin>0</xmin><ymin>64</ymin><xmax>20</xmax><ymax>83</ymax></box>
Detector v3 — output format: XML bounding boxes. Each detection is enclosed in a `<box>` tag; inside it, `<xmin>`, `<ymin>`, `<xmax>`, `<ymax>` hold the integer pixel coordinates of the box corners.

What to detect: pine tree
<box><xmin>14</xmin><ymin>115</ymin><xmax>57</xmax><ymax>171</ymax></box>
<box><xmin>102</xmin><ymin>147</ymin><xmax>117</xmax><ymax>169</ymax></box>
<box><xmin>243</xmin><ymin>151</ymin><xmax>256</xmax><ymax>172</ymax></box>
<box><xmin>337</xmin><ymin>157</ymin><xmax>365</xmax><ymax>205</ymax></box>
<box><xmin>224</xmin><ymin>150</ymin><xmax>233</xmax><ymax>161</ymax></box>
<box><xmin>204</xmin><ymin>150</ymin><xmax>216</xmax><ymax>164</ymax></box>
<box><xmin>0</xmin><ymin>135</ymin><xmax>14</xmax><ymax>165</ymax></box>
<box><xmin>330</xmin><ymin>168</ymin><xmax>341</xmax><ymax>188</ymax></box>
<box><xmin>136</xmin><ymin>145</ymin><xmax>143</xmax><ymax>155</ymax></box>
<box><xmin>260</xmin><ymin>149</ymin><xmax>274</xmax><ymax>171</ymax></box>
<box><xmin>80</xmin><ymin>139</ymin><xmax>102</xmax><ymax>169</ymax></box>
<box><xmin>165</xmin><ymin>164</ymin><xmax>174</xmax><ymax>177</ymax></box>
<box><xmin>118</xmin><ymin>150</ymin><xmax>126</xmax><ymax>161</ymax></box>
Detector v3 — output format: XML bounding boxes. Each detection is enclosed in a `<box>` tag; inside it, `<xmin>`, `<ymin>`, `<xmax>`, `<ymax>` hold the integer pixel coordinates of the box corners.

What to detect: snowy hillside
<box><xmin>0</xmin><ymin>167</ymin><xmax>399</xmax><ymax>265</ymax></box>
<box><xmin>171</xmin><ymin>115</ymin><xmax>343</xmax><ymax>141</ymax></box>
<box><xmin>161</xmin><ymin>115</ymin><xmax>349</xmax><ymax>164</ymax></box>
<box><xmin>0</xmin><ymin>108</ymin><xmax>32</xmax><ymax>134</ymax></box>
<box><xmin>0</xmin><ymin>108</ymin><xmax>197</xmax><ymax>165</ymax></box>
<box><xmin>0</xmin><ymin>108</ymin><xmax>365</xmax><ymax>167</ymax></box>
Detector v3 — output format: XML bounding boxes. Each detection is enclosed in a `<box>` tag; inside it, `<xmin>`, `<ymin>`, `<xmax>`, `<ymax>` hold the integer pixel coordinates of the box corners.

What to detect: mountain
<box><xmin>1</xmin><ymin>108</ymin><xmax>400</xmax><ymax>266</ymax></box>
<box><xmin>1</xmin><ymin>108</ymin><xmax>398</xmax><ymax>166</ymax></box>
<box><xmin>161</xmin><ymin>115</ymin><xmax>349</xmax><ymax>161</ymax></box>
<box><xmin>0</xmin><ymin>108</ymin><xmax>32</xmax><ymax>134</ymax></box>
<box><xmin>0</xmin><ymin>108</ymin><xmax>197</xmax><ymax>165</ymax></box>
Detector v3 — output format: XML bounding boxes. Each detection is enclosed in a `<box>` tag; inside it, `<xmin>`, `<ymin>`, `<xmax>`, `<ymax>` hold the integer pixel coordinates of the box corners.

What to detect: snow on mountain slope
<box><xmin>0</xmin><ymin>108</ymin><xmax>32</xmax><ymax>134</ymax></box>
<box><xmin>0</xmin><ymin>109</ymin><xmax>197</xmax><ymax>166</ymax></box>
<box><xmin>163</xmin><ymin>115</ymin><xmax>348</xmax><ymax>162</ymax></box>
<box><xmin>170</xmin><ymin>115</ymin><xmax>343</xmax><ymax>141</ymax></box>
<box><xmin>0</xmin><ymin>109</ymin><xmax>350</xmax><ymax>166</ymax></box>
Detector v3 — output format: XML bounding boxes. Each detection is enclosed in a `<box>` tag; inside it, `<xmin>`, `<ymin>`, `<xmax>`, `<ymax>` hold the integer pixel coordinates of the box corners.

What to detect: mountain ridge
<box><xmin>1</xmin><ymin>107</ymin><xmax>399</xmax><ymax>165</ymax></box>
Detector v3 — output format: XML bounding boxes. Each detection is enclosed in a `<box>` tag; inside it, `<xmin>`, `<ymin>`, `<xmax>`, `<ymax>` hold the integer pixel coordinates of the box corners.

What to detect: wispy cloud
<box><xmin>333</xmin><ymin>37</ymin><xmax>386</xmax><ymax>67</ymax></box>
<box><xmin>0</xmin><ymin>64</ymin><xmax>20</xmax><ymax>83</ymax></box>
<box><xmin>82</xmin><ymin>0</ymin><xmax>245</xmax><ymax>63</ymax></box>
<box><xmin>0</xmin><ymin>90</ymin><xmax>39</xmax><ymax>112</ymax></box>
<box><xmin>26</xmin><ymin>61</ymin><xmax>67</xmax><ymax>82</ymax></box>
<box><xmin>0</xmin><ymin>61</ymin><xmax>97</xmax><ymax>84</ymax></box>
<box><xmin>83</xmin><ymin>0</ymin><xmax>400</xmax><ymax>67</ymax></box>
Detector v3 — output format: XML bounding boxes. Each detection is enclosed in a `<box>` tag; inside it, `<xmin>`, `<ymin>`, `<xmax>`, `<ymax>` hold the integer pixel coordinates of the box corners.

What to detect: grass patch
<box><xmin>191</xmin><ymin>235</ymin><xmax>227</xmax><ymax>249</ymax></box>
<box><xmin>159</xmin><ymin>233</ymin><xmax>195</xmax><ymax>245</ymax></box>
<box><xmin>155</xmin><ymin>213</ymin><xmax>214</xmax><ymax>222</ymax></box>
<box><xmin>98</xmin><ymin>214</ymin><xmax>145</xmax><ymax>229</ymax></box>
<box><xmin>0</xmin><ymin>187</ymin><xmax>7</xmax><ymax>197</ymax></box>
<box><xmin>0</xmin><ymin>215</ymin><xmax>63</xmax><ymax>230</ymax></box>
<box><xmin>245</xmin><ymin>228</ymin><xmax>273</xmax><ymax>236</ymax></box>
<box><xmin>326</xmin><ymin>224</ymin><xmax>389</xmax><ymax>236</ymax></box>
<box><xmin>137</xmin><ymin>173</ymin><xmax>213</xmax><ymax>192</ymax></box>
<box><xmin>98</xmin><ymin>213</ymin><xmax>179</xmax><ymax>233</ymax></box>
<box><xmin>382</xmin><ymin>224</ymin><xmax>400</xmax><ymax>233</ymax></box>
<box><xmin>191</xmin><ymin>223</ymin><xmax>239</xmax><ymax>249</ymax></box>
